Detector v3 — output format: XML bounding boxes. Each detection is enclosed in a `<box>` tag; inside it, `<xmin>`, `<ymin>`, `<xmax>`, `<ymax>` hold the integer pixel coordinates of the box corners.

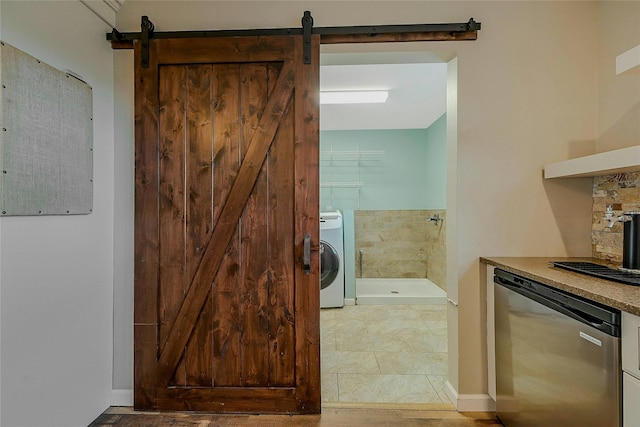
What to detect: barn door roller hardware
<box><xmin>302</xmin><ymin>11</ymin><xmax>313</xmax><ymax>64</ymax></box>
<box><xmin>107</xmin><ymin>11</ymin><xmax>481</xmax><ymax>67</ymax></box>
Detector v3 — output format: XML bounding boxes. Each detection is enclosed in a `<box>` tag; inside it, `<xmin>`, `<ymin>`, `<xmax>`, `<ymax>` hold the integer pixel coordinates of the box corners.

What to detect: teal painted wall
<box><xmin>423</xmin><ymin>114</ymin><xmax>447</xmax><ymax>209</ymax></box>
<box><xmin>320</xmin><ymin>114</ymin><xmax>446</xmax><ymax>211</ymax></box>
<box><xmin>320</xmin><ymin>115</ymin><xmax>447</xmax><ymax>301</ymax></box>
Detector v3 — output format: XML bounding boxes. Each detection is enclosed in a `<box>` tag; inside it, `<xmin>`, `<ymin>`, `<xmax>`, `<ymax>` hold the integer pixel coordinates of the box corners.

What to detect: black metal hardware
<box><xmin>303</xmin><ymin>233</ymin><xmax>311</xmax><ymax>275</ymax></box>
<box><xmin>107</xmin><ymin>13</ymin><xmax>481</xmax><ymax>68</ymax></box>
<box><xmin>110</xmin><ymin>28</ymin><xmax>124</xmax><ymax>42</ymax></box>
<box><xmin>107</xmin><ymin>16</ymin><xmax>480</xmax><ymax>42</ymax></box>
<box><xmin>314</xmin><ymin>18</ymin><xmax>480</xmax><ymax>36</ymax></box>
<box><xmin>140</xmin><ymin>15</ymin><xmax>154</xmax><ymax>69</ymax></box>
<box><xmin>302</xmin><ymin>11</ymin><xmax>313</xmax><ymax>64</ymax></box>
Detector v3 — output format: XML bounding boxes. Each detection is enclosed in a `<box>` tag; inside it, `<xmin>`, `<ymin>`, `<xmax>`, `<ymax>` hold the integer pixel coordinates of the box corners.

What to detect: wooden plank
<box><xmin>157</xmin><ymin>65</ymin><xmax>187</xmax><ymax>386</ymax></box>
<box><xmin>320</xmin><ymin>30</ymin><xmax>478</xmax><ymax>44</ymax></box>
<box><xmin>156</xmin><ymin>37</ymin><xmax>295</xmax><ymax>65</ymax></box>
<box><xmin>267</xmin><ymin>61</ymin><xmax>296</xmax><ymax>387</ymax></box>
<box><xmin>133</xmin><ymin>39</ymin><xmax>160</xmax><ymax>409</ymax></box>
<box><xmin>134</xmin><ymin>39</ymin><xmax>160</xmax><ymax>325</ymax></box>
<box><xmin>110</xmin><ymin>39</ymin><xmax>134</xmax><ymax>49</ymax></box>
<box><xmin>184</xmin><ymin>64</ymin><xmax>215</xmax><ymax>386</ymax></box>
<box><xmin>155</xmin><ymin>61</ymin><xmax>296</xmax><ymax>385</ymax></box>
<box><xmin>211</xmin><ymin>63</ymin><xmax>243</xmax><ymax>387</ymax></box>
<box><xmin>239</xmin><ymin>62</ymin><xmax>271</xmax><ymax>386</ymax></box>
<box><xmin>155</xmin><ymin>387</ymin><xmax>298</xmax><ymax>413</ymax></box>
<box><xmin>133</xmin><ymin>324</ymin><xmax>158</xmax><ymax>409</ymax></box>
<box><xmin>91</xmin><ymin>406</ymin><xmax>503</xmax><ymax>426</ymax></box>
<box><xmin>111</xmin><ymin>30</ymin><xmax>479</xmax><ymax>52</ymax></box>
<box><xmin>292</xmin><ymin>34</ymin><xmax>321</xmax><ymax>413</ymax></box>
<box><xmin>212</xmin><ymin>64</ymin><xmax>241</xmax><ymax>225</ymax></box>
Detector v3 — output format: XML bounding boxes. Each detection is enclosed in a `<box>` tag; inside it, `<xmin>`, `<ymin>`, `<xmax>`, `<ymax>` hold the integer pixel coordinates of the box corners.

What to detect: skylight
<box><xmin>319</xmin><ymin>91</ymin><xmax>389</xmax><ymax>105</ymax></box>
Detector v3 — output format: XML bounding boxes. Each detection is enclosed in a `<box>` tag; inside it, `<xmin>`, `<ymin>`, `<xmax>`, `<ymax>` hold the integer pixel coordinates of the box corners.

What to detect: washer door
<box><xmin>320</xmin><ymin>241</ymin><xmax>340</xmax><ymax>290</ymax></box>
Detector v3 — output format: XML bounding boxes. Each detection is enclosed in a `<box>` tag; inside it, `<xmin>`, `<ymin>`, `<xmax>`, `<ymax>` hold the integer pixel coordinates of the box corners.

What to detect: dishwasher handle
<box><xmin>494</xmin><ymin>269</ymin><xmax>620</xmax><ymax>324</ymax></box>
<box><xmin>494</xmin><ymin>275</ymin><xmax>620</xmax><ymax>337</ymax></box>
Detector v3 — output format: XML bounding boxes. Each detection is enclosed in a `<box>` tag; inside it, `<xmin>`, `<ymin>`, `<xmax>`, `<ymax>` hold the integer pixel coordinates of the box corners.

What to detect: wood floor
<box><xmin>89</xmin><ymin>404</ymin><xmax>503</xmax><ymax>426</ymax></box>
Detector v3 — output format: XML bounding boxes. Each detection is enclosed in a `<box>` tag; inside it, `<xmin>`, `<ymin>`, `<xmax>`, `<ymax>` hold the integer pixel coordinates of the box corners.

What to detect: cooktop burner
<box><xmin>552</xmin><ymin>261</ymin><xmax>640</xmax><ymax>286</ymax></box>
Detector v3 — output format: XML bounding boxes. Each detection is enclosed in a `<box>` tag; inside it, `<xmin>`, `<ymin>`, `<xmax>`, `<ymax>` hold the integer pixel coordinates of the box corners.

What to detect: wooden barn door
<box><xmin>133</xmin><ymin>35</ymin><xmax>320</xmax><ymax>413</ymax></box>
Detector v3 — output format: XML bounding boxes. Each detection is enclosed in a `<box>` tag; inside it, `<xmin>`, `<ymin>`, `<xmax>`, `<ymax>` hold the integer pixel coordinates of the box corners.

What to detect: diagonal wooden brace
<box><xmin>155</xmin><ymin>61</ymin><xmax>296</xmax><ymax>384</ymax></box>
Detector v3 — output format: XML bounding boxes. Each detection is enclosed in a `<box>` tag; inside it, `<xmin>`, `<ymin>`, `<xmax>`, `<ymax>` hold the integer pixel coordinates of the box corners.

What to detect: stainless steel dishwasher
<box><xmin>494</xmin><ymin>268</ymin><xmax>621</xmax><ymax>427</ymax></box>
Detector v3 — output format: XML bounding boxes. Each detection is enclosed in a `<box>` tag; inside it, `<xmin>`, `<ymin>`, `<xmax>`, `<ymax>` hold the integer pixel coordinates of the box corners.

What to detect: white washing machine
<box><xmin>320</xmin><ymin>211</ymin><xmax>345</xmax><ymax>308</ymax></box>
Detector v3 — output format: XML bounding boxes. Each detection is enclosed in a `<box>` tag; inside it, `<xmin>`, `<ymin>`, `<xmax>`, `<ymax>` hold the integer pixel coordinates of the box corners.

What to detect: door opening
<box><xmin>318</xmin><ymin>47</ymin><xmax>455</xmax><ymax>405</ymax></box>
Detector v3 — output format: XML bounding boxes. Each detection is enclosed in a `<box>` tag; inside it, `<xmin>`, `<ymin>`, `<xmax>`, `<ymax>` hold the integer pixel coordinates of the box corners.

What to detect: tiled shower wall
<box><xmin>592</xmin><ymin>172</ymin><xmax>640</xmax><ymax>263</ymax></box>
<box><xmin>354</xmin><ymin>210</ymin><xmax>446</xmax><ymax>290</ymax></box>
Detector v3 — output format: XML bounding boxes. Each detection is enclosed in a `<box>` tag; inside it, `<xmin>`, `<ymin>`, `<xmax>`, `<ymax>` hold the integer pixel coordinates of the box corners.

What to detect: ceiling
<box><xmin>319</xmin><ymin>60</ymin><xmax>447</xmax><ymax>132</ymax></box>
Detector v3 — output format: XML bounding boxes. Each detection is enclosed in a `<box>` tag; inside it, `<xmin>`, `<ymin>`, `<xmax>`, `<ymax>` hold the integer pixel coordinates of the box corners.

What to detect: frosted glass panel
<box><xmin>0</xmin><ymin>41</ymin><xmax>93</xmax><ymax>216</ymax></box>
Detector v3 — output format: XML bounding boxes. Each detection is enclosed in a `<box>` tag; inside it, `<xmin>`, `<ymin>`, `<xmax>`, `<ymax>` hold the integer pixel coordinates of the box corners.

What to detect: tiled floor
<box><xmin>320</xmin><ymin>304</ymin><xmax>451</xmax><ymax>405</ymax></box>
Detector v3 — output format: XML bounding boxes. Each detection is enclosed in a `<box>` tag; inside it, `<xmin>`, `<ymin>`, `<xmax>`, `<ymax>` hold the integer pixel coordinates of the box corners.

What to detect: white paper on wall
<box><xmin>0</xmin><ymin>41</ymin><xmax>93</xmax><ymax>216</ymax></box>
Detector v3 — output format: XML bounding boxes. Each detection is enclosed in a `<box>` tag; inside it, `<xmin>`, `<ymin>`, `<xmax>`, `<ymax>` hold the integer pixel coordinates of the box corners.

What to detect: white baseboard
<box><xmin>444</xmin><ymin>380</ymin><xmax>458</xmax><ymax>407</ymax></box>
<box><xmin>444</xmin><ymin>381</ymin><xmax>495</xmax><ymax>412</ymax></box>
<box><xmin>111</xmin><ymin>389</ymin><xmax>133</xmax><ymax>407</ymax></box>
<box><xmin>344</xmin><ymin>298</ymin><xmax>356</xmax><ymax>306</ymax></box>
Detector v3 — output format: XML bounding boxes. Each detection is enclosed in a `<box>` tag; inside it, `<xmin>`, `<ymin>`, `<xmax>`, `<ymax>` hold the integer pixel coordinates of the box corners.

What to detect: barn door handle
<box><xmin>303</xmin><ymin>233</ymin><xmax>311</xmax><ymax>275</ymax></box>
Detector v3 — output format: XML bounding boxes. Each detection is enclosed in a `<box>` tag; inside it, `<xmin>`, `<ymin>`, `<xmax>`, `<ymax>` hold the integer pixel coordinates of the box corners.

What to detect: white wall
<box><xmin>453</xmin><ymin>1</ymin><xmax>596</xmax><ymax>399</ymax></box>
<box><xmin>114</xmin><ymin>0</ymin><xmax>599</xmax><ymax>406</ymax></box>
<box><xmin>112</xmin><ymin>48</ymin><xmax>134</xmax><ymax>400</ymax></box>
<box><xmin>0</xmin><ymin>1</ymin><xmax>115</xmax><ymax>426</ymax></box>
<box><xmin>596</xmin><ymin>1</ymin><xmax>640</xmax><ymax>152</ymax></box>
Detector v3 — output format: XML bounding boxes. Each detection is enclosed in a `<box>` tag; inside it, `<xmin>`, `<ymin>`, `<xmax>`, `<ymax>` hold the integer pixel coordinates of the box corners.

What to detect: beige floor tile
<box><xmin>374</xmin><ymin>319</ymin><xmax>430</xmax><ymax>335</ymax></box>
<box><xmin>335</xmin><ymin>332</ymin><xmax>408</xmax><ymax>352</ymax></box>
<box><xmin>368</xmin><ymin>306</ymin><xmax>422</xmax><ymax>321</ymax></box>
<box><xmin>427</xmin><ymin>375</ymin><xmax>453</xmax><ymax>404</ymax></box>
<box><xmin>427</xmin><ymin>374</ymin><xmax>453</xmax><ymax>404</ymax></box>
<box><xmin>427</xmin><ymin>313</ymin><xmax>448</xmax><ymax>323</ymax></box>
<box><xmin>374</xmin><ymin>351</ymin><xmax>448</xmax><ymax>376</ymax></box>
<box><xmin>402</xmin><ymin>334</ymin><xmax>448</xmax><ymax>353</ymax></box>
<box><xmin>334</xmin><ymin>305</ymin><xmax>389</xmax><ymax>322</ymax></box>
<box><xmin>414</xmin><ymin>306</ymin><xmax>448</xmax><ymax>321</ymax></box>
<box><xmin>321</xmin><ymin>350</ymin><xmax>380</xmax><ymax>374</ymax></box>
<box><xmin>332</xmin><ymin>305</ymin><xmax>373</xmax><ymax>321</ymax></box>
<box><xmin>321</xmin><ymin>318</ymin><xmax>369</xmax><ymax>335</ymax></box>
<box><xmin>320</xmin><ymin>308</ymin><xmax>337</xmax><ymax>321</ymax></box>
<box><xmin>321</xmin><ymin>332</ymin><xmax>337</xmax><ymax>351</ymax></box>
<box><xmin>320</xmin><ymin>304</ymin><xmax>449</xmax><ymax>404</ymax></box>
<box><xmin>322</xmin><ymin>373</ymin><xmax>339</xmax><ymax>402</ymax></box>
<box><xmin>425</xmin><ymin>320</ymin><xmax>448</xmax><ymax>335</ymax></box>
<box><xmin>337</xmin><ymin>374</ymin><xmax>442</xmax><ymax>403</ymax></box>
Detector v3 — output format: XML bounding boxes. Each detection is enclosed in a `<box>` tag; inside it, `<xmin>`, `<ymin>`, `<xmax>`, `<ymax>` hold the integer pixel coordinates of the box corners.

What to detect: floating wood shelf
<box><xmin>544</xmin><ymin>145</ymin><xmax>640</xmax><ymax>178</ymax></box>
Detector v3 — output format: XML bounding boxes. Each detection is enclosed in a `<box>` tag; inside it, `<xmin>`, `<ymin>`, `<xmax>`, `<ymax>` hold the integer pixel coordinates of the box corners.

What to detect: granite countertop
<box><xmin>480</xmin><ymin>257</ymin><xmax>640</xmax><ymax>316</ymax></box>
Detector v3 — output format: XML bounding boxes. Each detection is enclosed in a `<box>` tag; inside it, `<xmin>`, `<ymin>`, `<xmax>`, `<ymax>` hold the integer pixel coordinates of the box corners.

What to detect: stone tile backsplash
<box><xmin>592</xmin><ymin>172</ymin><xmax>640</xmax><ymax>263</ymax></box>
<box><xmin>354</xmin><ymin>210</ymin><xmax>446</xmax><ymax>290</ymax></box>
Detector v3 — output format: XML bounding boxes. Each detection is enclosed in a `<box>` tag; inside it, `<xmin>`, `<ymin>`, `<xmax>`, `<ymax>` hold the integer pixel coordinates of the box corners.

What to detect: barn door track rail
<box><xmin>107</xmin><ymin>11</ymin><xmax>481</xmax><ymax>67</ymax></box>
